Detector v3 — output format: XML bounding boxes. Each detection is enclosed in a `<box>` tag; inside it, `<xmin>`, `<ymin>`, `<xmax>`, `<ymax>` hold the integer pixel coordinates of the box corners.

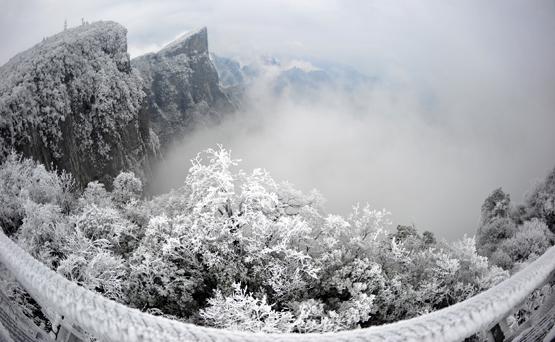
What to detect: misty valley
<box><xmin>1</xmin><ymin>3</ymin><xmax>555</xmax><ymax>342</ymax></box>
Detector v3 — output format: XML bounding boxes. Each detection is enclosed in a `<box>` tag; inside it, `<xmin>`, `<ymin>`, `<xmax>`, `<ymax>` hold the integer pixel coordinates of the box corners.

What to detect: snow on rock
<box><xmin>132</xmin><ymin>27</ymin><xmax>233</xmax><ymax>148</ymax></box>
<box><xmin>0</xmin><ymin>21</ymin><xmax>157</xmax><ymax>187</ymax></box>
<box><xmin>159</xmin><ymin>27</ymin><xmax>209</xmax><ymax>57</ymax></box>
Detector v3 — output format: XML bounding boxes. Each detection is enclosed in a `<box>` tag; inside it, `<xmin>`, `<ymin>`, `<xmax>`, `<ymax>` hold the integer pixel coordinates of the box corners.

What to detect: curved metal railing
<box><xmin>1</xmin><ymin>230</ymin><xmax>554</xmax><ymax>342</ymax></box>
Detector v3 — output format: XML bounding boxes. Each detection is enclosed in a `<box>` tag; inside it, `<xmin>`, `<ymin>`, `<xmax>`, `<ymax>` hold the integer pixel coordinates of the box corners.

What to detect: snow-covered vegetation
<box><xmin>476</xmin><ymin>178</ymin><xmax>555</xmax><ymax>272</ymax></box>
<box><xmin>0</xmin><ymin>21</ymin><xmax>155</xmax><ymax>187</ymax></box>
<box><xmin>0</xmin><ymin>147</ymin><xmax>553</xmax><ymax>335</ymax></box>
<box><xmin>473</xmin><ymin>174</ymin><xmax>555</xmax><ymax>327</ymax></box>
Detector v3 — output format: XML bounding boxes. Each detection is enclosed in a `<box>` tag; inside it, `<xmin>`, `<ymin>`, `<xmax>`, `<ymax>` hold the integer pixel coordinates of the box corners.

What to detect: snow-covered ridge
<box><xmin>158</xmin><ymin>27</ymin><xmax>208</xmax><ymax>56</ymax></box>
<box><xmin>0</xmin><ymin>20</ymin><xmax>153</xmax><ymax>186</ymax></box>
<box><xmin>0</xmin><ymin>21</ymin><xmax>128</xmax><ymax>75</ymax></box>
<box><xmin>132</xmin><ymin>26</ymin><xmax>233</xmax><ymax>148</ymax></box>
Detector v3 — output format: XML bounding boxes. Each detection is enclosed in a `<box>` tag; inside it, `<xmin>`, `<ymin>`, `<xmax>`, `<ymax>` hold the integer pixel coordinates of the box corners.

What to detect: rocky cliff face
<box><xmin>0</xmin><ymin>23</ymin><xmax>234</xmax><ymax>188</ymax></box>
<box><xmin>0</xmin><ymin>21</ymin><xmax>157</xmax><ymax>187</ymax></box>
<box><xmin>132</xmin><ymin>28</ymin><xmax>233</xmax><ymax>148</ymax></box>
<box><xmin>210</xmin><ymin>53</ymin><xmax>245</xmax><ymax>88</ymax></box>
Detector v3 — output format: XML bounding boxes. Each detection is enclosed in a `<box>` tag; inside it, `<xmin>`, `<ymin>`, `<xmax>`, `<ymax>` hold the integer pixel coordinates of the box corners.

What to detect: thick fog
<box><xmin>2</xmin><ymin>0</ymin><xmax>555</xmax><ymax>239</ymax></box>
<box><xmin>151</xmin><ymin>72</ymin><xmax>555</xmax><ymax>240</ymax></box>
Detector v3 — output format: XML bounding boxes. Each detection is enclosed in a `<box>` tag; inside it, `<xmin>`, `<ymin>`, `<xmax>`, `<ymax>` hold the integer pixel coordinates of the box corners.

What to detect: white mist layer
<box><xmin>151</xmin><ymin>78</ymin><xmax>555</xmax><ymax>240</ymax></box>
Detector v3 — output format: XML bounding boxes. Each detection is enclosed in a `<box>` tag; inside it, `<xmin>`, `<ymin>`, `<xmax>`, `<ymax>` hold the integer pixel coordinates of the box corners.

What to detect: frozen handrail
<box><xmin>1</xmin><ymin>230</ymin><xmax>554</xmax><ymax>342</ymax></box>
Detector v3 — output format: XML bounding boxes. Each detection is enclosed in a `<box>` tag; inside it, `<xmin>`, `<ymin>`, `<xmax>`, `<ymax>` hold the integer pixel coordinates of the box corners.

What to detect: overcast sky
<box><xmin>1</xmin><ymin>0</ymin><xmax>555</xmax><ymax>239</ymax></box>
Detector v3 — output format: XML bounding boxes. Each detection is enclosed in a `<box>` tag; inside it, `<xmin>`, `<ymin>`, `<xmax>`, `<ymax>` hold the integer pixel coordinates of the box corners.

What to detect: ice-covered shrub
<box><xmin>200</xmin><ymin>283</ymin><xmax>294</xmax><ymax>333</ymax></box>
<box><xmin>73</xmin><ymin>204</ymin><xmax>141</xmax><ymax>255</ymax></box>
<box><xmin>79</xmin><ymin>181</ymin><xmax>112</xmax><ymax>209</ymax></box>
<box><xmin>524</xmin><ymin>167</ymin><xmax>555</xmax><ymax>232</ymax></box>
<box><xmin>477</xmin><ymin>167</ymin><xmax>555</xmax><ymax>269</ymax></box>
<box><xmin>57</xmin><ymin>250</ymin><xmax>128</xmax><ymax>302</ymax></box>
<box><xmin>127</xmin><ymin>215</ymin><xmax>208</xmax><ymax>317</ymax></box>
<box><xmin>16</xmin><ymin>201</ymin><xmax>69</xmax><ymax>268</ymax></box>
<box><xmin>496</xmin><ymin>219</ymin><xmax>554</xmax><ymax>268</ymax></box>
<box><xmin>112</xmin><ymin>171</ymin><xmax>142</xmax><ymax>205</ymax></box>
<box><xmin>0</xmin><ymin>152</ymin><xmax>73</xmax><ymax>235</ymax></box>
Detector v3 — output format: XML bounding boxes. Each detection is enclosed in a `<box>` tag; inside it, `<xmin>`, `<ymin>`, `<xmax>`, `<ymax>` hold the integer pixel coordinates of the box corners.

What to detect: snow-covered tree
<box><xmin>112</xmin><ymin>171</ymin><xmax>143</xmax><ymax>205</ymax></box>
<box><xmin>0</xmin><ymin>147</ymin><xmax>535</xmax><ymax>334</ymax></box>
<box><xmin>524</xmin><ymin>167</ymin><xmax>555</xmax><ymax>232</ymax></box>
<box><xmin>200</xmin><ymin>283</ymin><xmax>294</xmax><ymax>333</ymax></box>
<box><xmin>0</xmin><ymin>152</ymin><xmax>73</xmax><ymax>235</ymax></box>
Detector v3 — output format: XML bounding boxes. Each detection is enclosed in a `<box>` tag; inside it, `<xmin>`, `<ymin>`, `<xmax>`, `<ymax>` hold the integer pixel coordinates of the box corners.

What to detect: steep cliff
<box><xmin>210</xmin><ymin>53</ymin><xmax>245</xmax><ymax>88</ymax></box>
<box><xmin>132</xmin><ymin>28</ymin><xmax>233</xmax><ymax>148</ymax></box>
<box><xmin>0</xmin><ymin>21</ymin><xmax>157</xmax><ymax>186</ymax></box>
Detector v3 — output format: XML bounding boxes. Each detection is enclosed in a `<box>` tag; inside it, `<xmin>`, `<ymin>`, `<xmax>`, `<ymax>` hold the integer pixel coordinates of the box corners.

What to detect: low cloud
<box><xmin>151</xmin><ymin>71</ymin><xmax>555</xmax><ymax>240</ymax></box>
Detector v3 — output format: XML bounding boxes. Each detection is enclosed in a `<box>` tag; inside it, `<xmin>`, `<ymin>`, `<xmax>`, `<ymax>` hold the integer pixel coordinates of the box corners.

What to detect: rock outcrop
<box><xmin>132</xmin><ymin>28</ymin><xmax>233</xmax><ymax>148</ymax></box>
<box><xmin>210</xmin><ymin>53</ymin><xmax>245</xmax><ymax>88</ymax></box>
<box><xmin>0</xmin><ymin>21</ymin><xmax>157</xmax><ymax>187</ymax></box>
<box><xmin>0</xmin><ymin>23</ymin><xmax>234</xmax><ymax>187</ymax></box>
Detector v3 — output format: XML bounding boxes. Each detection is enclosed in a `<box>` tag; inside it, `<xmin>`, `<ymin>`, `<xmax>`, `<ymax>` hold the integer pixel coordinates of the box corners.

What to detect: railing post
<box><xmin>486</xmin><ymin>314</ymin><xmax>512</xmax><ymax>342</ymax></box>
<box><xmin>52</xmin><ymin>317</ymin><xmax>86</xmax><ymax>342</ymax></box>
<box><xmin>55</xmin><ymin>325</ymin><xmax>84</xmax><ymax>342</ymax></box>
<box><xmin>487</xmin><ymin>323</ymin><xmax>505</xmax><ymax>342</ymax></box>
<box><xmin>486</xmin><ymin>330</ymin><xmax>495</xmax><ymax>342</ymax></box>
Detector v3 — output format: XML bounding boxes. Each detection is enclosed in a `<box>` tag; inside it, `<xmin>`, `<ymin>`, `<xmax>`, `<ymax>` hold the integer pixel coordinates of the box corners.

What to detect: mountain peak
<box><xmin>0</xmin><ymin>20</ymin><xmax>151</xmax><ymax>187</ymax></box>
<box><xmin>131</xmin><ymin>25</ymin><xmax>233</xmax><ymax>149</ymax></box>
<box><xmin>159</xmin><ymin>27</ymin><xmax>208</xmax><ymax>57</ymax></box>
<box><xmin>1</xmin><ymin>21</ymin><xmax>128</xmax><ymax>72</ymax></box>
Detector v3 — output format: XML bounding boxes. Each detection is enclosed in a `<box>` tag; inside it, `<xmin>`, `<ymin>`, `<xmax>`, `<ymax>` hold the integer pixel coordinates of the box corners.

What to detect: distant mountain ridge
<box><xmin>211</xmin><ymin>54</ymin><xmax>377</xmax><ymax>98</ymax></box>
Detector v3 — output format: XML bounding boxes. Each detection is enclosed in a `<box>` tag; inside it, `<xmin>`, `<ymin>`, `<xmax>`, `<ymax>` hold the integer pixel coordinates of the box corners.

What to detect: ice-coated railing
<box><xmin>0</xmin><ymin>230</ymin><xmax>554</xmax><ymax>342</ymax></box>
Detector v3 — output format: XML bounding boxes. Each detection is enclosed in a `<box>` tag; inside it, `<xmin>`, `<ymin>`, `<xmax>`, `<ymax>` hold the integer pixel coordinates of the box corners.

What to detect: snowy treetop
<box><xmin>0</xmin><ymin>21</ymin><xmax>128</xmax><ymax>80</ymax></box>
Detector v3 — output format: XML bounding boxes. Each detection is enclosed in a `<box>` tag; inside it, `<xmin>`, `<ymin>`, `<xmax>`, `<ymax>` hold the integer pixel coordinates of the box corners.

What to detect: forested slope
<box><xmin>0</xmin><ymin>21</ymin><xmax>155</xmax><ymax>187</ymax></box>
